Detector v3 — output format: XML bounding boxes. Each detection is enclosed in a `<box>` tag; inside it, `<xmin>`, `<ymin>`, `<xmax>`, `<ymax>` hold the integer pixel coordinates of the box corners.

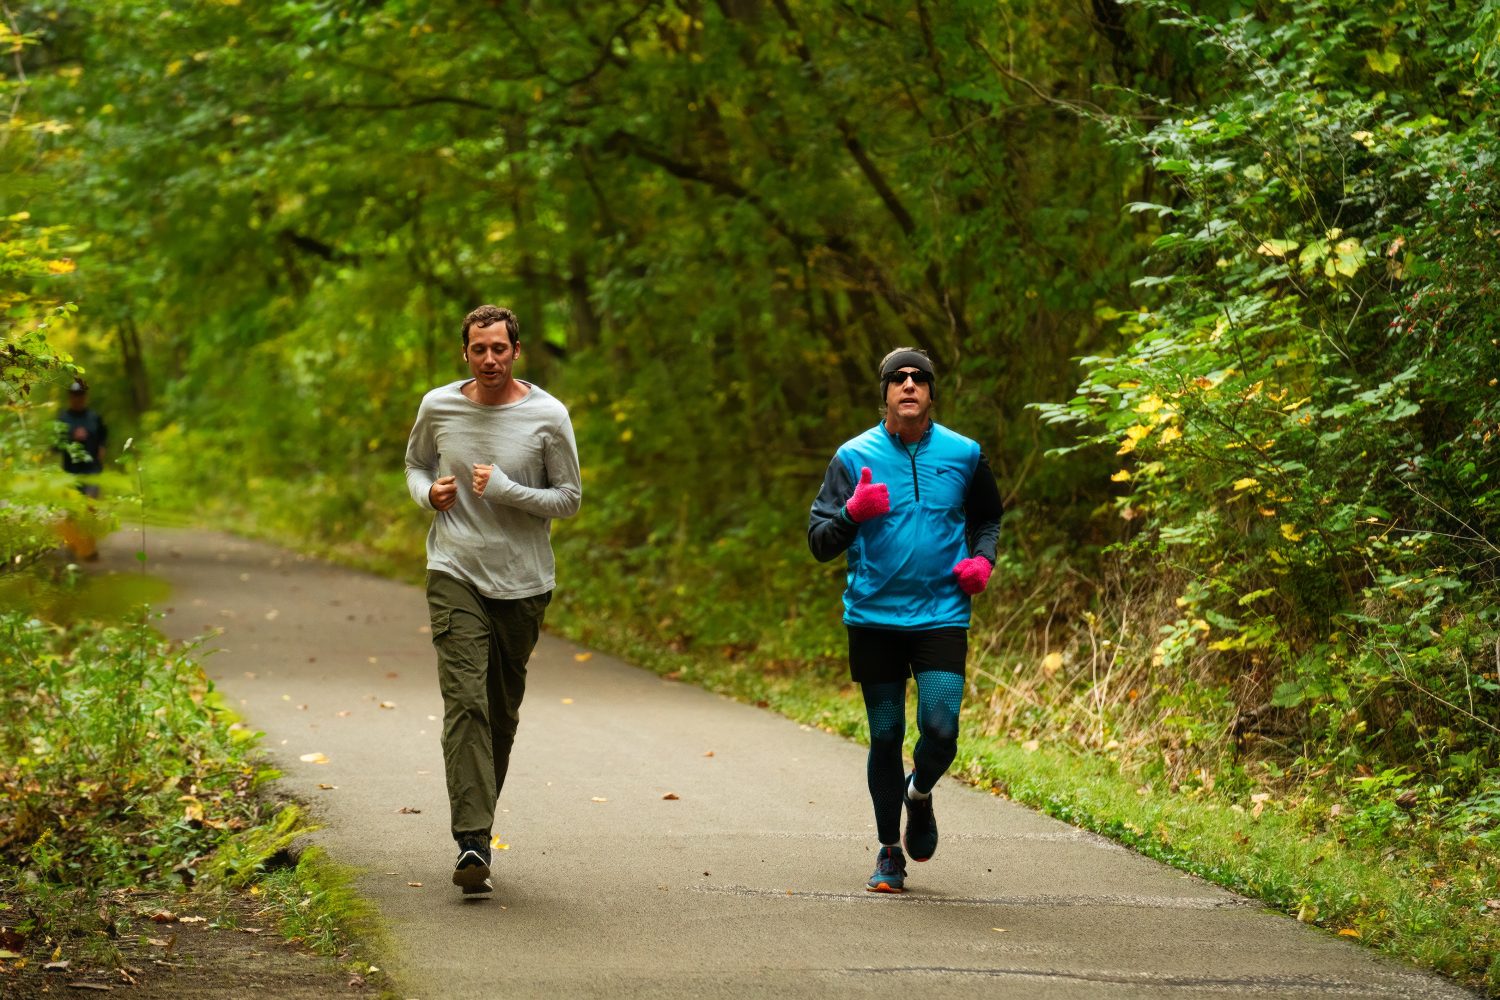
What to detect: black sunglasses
<box><xmin>883</xmin><ymin>369</ymin><xmax>933</xmax><ymax>386</ymax></box>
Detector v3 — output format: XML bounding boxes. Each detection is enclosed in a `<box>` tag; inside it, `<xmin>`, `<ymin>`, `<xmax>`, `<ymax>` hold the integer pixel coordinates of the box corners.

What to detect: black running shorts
<box><xmin>846</xmin><ymin>625</ymin><xmax>968</xmax><ymax>684</ymax></box>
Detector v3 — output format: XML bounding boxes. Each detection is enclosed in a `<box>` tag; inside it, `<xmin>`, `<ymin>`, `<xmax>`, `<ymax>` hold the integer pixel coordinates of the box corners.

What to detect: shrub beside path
<box><xmin>116</xmin><ymin>528</ymin><xmax>1475</xmax><ymax>1000</ymax></box>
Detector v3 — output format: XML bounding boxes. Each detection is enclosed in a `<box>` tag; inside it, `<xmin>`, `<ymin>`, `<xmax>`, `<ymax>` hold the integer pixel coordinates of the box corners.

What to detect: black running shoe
<box><xmin>903</xmin><ymin>775</ymin><xmax>938</xmax><ymax>862</ymax></box>
<box><xmin>866</xmin><ymin>845</ymin><xmax>907</xmax><ymax>893</ymax></box>
<box><xmin>452</xmin><ymin>839</ymin><xmax>493</xmax><ymax>895</ymax></box>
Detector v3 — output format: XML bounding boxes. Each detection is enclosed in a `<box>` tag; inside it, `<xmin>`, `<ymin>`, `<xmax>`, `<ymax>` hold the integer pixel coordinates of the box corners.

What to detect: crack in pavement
<box><xmin>693</xmin><ymin>884</ymin><xmax>1251</xmax><ymax>910</ymax></box>
<box><xmin>846</xmin><ymin>966</ymin><xmax>1447</xmax><ymax>996</ymax></box>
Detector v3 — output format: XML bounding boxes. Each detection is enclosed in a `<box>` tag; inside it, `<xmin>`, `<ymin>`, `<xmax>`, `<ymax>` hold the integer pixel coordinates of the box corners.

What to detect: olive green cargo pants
<box><xmin>426</xmin><ymin>571</ymin><xmax>552</xmax><ymax>842</ymax></box>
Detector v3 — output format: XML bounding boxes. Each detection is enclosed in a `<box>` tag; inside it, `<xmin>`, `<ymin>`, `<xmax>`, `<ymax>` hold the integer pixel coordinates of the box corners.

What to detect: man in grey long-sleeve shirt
<box><xmin>404</xmin><ymin>304</ymin><xmax>582</xmax><ymax>895</ymax></box>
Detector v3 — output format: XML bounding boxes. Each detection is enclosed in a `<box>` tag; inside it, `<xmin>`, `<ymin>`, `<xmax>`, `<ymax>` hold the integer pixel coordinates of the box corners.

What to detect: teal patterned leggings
<box><xmin>861</xmin><ymin>671</ymin><xmax>964</xmax><ymax>845</ymax></box>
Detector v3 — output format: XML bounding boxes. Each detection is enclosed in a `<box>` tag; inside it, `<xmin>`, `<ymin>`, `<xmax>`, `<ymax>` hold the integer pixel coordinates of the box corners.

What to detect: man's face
<box><xmin>884</xmin><ymin>367</ymin><xmax>932</xmax><ymax>423</ymax></box>
<box><xmin>465</xmin><ymin>322</ymin><xmax>519</xmax><ymax>389</ymax></box>
<box><xmin>68</xmin><ymin>391</ymin><xmax>88</xmax><ymax>412</ymax></box>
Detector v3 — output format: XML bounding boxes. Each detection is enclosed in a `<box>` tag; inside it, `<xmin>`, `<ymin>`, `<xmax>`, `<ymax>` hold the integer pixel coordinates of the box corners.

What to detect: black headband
<box><xmin>880</xmin><ymin>351</ymin><xmax>934</xmax><ymax>381</ymax></box>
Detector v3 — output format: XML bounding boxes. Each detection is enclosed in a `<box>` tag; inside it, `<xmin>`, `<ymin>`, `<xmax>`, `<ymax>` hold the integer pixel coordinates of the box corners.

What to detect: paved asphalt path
<box><xmin>103</xmin><ymin>528</ymin><xmax>1475</xmax><ymax>999</ymax></box>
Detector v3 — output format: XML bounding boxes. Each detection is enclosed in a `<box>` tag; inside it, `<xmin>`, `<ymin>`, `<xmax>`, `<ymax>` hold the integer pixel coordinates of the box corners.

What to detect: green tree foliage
<box><xmin>1</xmin><ymin>8</ymin><xmax>95</xmax><ymax>571</ymax></box>
<box><xmin>1040</xmin><ymin>0</ymin><xmax>1500</xmax><ymax>786</ymax></box>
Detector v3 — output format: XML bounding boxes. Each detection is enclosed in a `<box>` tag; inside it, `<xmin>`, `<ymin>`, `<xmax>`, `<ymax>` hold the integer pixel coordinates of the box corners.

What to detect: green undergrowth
<box><xmin>0</xmin><ymin>579</ymin><xmax>390</xmax><ymax>992</ymax></box>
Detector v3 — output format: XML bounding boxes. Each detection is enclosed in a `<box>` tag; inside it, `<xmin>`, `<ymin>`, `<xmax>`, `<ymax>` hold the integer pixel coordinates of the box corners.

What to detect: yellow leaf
<box><xmin>1157</xmin><ymin>426</ymin><xmax>1182</xmax><ymax>446</ymax></box>
<box><xmin>298</xmin><ymin>752</ymin><xmax>329</xmax><ymax>764</ymax></box>
<box><xmin>490</xmin><ymin>836</ymin><xmax>509</xmax><ymax>850</ymax></box>
<box><xmin>45</xmin><ymin>259</ymin><xmax>76</xmax><ymax>274</ymax></box>
<box><xmin>1041</xmin><ymin>652</ymin><xmax>1063</xmax><ymax>675</ymax></box>
<box><xmin>1134</xmin><ymin>394</ymin><xmax>1164</xmax><ymax>415</ymax></box>
<box><xmin>1233</xmin><ymin>478</ymin><xmax>1259</xmax><ymax>491</ymax></box>
<box><xmin>573</xmin><ymin>652</ymin><xmax>592</xmax><ymax>662</ymax></box>
<box><xmin>1116</xmin><ymin>424</ymin><xmax>1152</xmax><ymax>455</ymax></box>
<box><xmin>1255</xmin><ymin>239</ymin><xmax>1299</xmax><ymax>258</ymax></box>
<box><xmin>1338</xmin><ymin>928</ymin><xmax>1361</xmax><ymax>938</ymax></box>
<box><xmin>561</xmin><ymin>697</ymin><xmax>574</xmax><ymax>704</ymax></box>
<box><xmin>1110</xmin><ymin>469</ymin><xmax>1132</xmax><ymax>482</ymax></box>
<box><xmin>1281</xmin><ymin>523</ymin><xmax>1305</xmax><ymax>542</ymax></box>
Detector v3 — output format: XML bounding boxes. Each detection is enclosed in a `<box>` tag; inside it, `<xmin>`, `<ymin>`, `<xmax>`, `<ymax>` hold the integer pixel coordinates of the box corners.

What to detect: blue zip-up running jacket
<box><xmin>808</xmin><ymin>420</ymin><xmax>1002</xmax><ymax>630</ymax></box>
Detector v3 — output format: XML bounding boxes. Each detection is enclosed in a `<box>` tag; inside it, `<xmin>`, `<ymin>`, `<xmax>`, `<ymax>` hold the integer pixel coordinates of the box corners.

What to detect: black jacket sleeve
<box><xmin>808</xmin><ymin>455</ymin><xmax>860</xmax><ymax>562</ymax></box>
<box><xmin>964</xmin><ymin>451</ymin><xmax>1003</xmax><ymax>564</ymax></box>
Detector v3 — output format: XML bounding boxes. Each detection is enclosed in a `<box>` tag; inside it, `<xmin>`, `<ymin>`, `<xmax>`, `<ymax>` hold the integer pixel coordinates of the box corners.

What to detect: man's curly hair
<box><xmin>462</xmin><ymin>305</ymin><xmax>520</xmax><ymax>348</ymax></box>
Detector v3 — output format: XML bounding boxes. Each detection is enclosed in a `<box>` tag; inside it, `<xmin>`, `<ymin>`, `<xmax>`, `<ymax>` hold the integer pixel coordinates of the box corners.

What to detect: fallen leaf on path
<box><xmin>662</xmin><ymin>793</ymin><xmax>680</xmax><ymax>800</ymax></box>
<box><xmin>386</xmin><ymin>671</ymin><xmax>400</xmax><ymax>678</ymax></box>
<box><xmin>299</xmin><ymin>752</ymin><xmax>329</xmax><ymax>764</ymax></box>
<box><xmin>702</xmin><ymin>750</ymin><xmax>715</xmax><ymax>757</ymax></box>
<box><xmin>591</xmin><ymin>797</ymin><xmax>608</xmax><ymax>803</ymax></box>
<box><xmin>490</xmin><ymin>839</ymin><xmax>509</xmax><ymax>851</ymax></box>
<box><xmin>337</xmin><ymin>711</ymin><xmax>351</xmax><ymax>718</ymax></box>
<box><xmin>146</xmin><ymin>939</ymin><xmax>170</xmax><ymax>948</ymax></box>
<box><xmin>179</xmin><ymin>917</ymin><xmax>207</xmax><ymax>924</ymax></box>
<box><xmin>561</xmin><ymin>698</ymin><xmax>574</xmax><ymax>704</ymax></box>
<box><xmin>367</xmin><ymin>657</ymin><xmax>378</xmax><ymax>664</ymax></box>
<box><xmin>406</xmin><ymin>882</ymin><xmax>422</xmax><ymax>888</ymax></box>
<box><xmin>573</xmin><ymin>652</ymin><xmax>592</xmax><ymax>662</ymax></box>
<box><xmin>396</xmin><ymin>806</ymin><xmax>421</xmax><ymax>814</ymax></box>
<box><xmin>149</xmin><ymin>911</ymin><xmax>177</xmax><ymax>923</ymax></box>
<box><xmin>44</xmin><ymin>960</ymin><xmax>70</xmax><ymax>971</ymax></box>
<box><xmin>386</xmin><ymin>872</ymin><xmax>399</xmax><ymax>876</ymax></box>
<box><xmin>379</xmin><ymin>701</ymin><xmax>396</xmax><ymax>709</ymax></box>
<box><xmin>991</xmin><ymin>928</ymin><xmax>1007</xmax><ymax>933</ymax></box>
<box><xmin>0</xmin><ymin>949</ymin><xmax>23</xmax><ymax>959</ymax></box>
<box><xmin>240</xmin><ymin>928</ymin><xmax>263</xmax><ymax>935</ymax></box>
<box><xmin>65</xmin><ymin>983</ymin><xmax>112</xmax><ymax>991</ymax></box>
<box><xmin>317</xmin><ymin>784</ymin><xmax>336</xmax><ymax>790</ymax></box>
<box><xmin>264</xmin><ymin>610</ymin><xmax>279</xmax><ymax>621</ymax></box>
<box><xmin>1338</xmin><ymin>928</ymin><xmax>1361</xmax><ymax>938</ymax></box>
<box><xmin>427</xmin><ymin>715</ymin><xmax>437</xmax><ymax>722</ymax></box>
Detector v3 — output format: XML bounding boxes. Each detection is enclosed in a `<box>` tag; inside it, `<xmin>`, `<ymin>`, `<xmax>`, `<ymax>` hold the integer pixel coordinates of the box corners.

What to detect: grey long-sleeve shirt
<box><xmin>404</xmin><ymin>380</ymin><xmax>582</xmax><ymax>599</ymax></box>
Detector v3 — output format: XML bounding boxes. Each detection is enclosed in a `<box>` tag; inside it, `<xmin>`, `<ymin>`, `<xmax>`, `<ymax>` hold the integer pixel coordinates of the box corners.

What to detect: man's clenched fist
<box><xmin>430</xmin><ymin>475</ymin><xmax>458</xmax><ymax>511</ymax></box>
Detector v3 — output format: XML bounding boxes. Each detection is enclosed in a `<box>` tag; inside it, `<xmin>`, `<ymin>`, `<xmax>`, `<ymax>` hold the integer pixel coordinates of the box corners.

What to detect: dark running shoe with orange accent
<box><xmin>452</xmin><ymin>839</ymin><xmax>492</xmax><ymax>895</ymax></box>
<box><xmin>866</xmin><ymin>845</ymin><xmax>907</xmax><ymax>893</ymax></box>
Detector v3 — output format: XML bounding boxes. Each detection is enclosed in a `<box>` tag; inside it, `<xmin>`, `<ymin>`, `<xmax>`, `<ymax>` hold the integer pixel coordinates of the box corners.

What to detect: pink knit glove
<box><xmin>845</xmin><ymin>466</ymin><xmax>890</xmax><ymax>522</ymax></box>
<box><xmin>953</xmin><ymin>556</ymin><xmax>992</xmax><ymax>595</ymax></box>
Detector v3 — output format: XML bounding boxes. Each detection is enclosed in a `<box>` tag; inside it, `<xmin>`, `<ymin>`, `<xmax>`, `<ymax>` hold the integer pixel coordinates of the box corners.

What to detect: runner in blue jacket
<box><xmin>808</xmin><ymin>347</ymin><xmax>1002</xmax><ymax>893</ymax></box>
